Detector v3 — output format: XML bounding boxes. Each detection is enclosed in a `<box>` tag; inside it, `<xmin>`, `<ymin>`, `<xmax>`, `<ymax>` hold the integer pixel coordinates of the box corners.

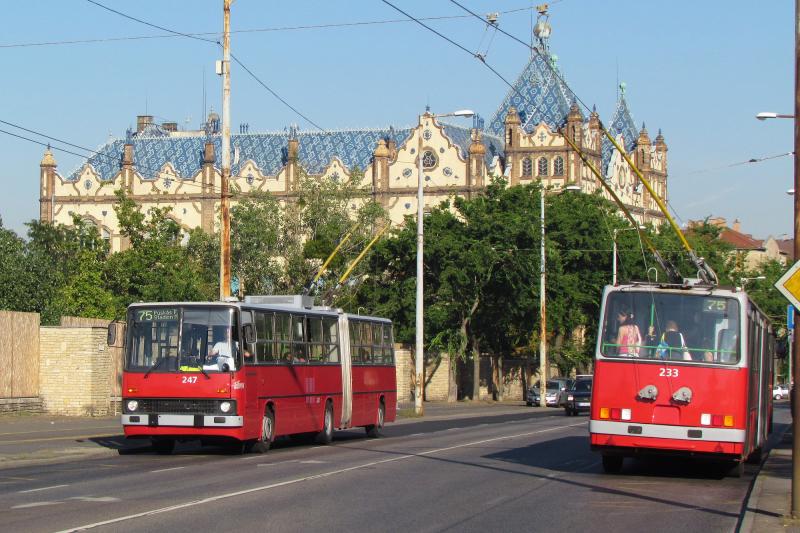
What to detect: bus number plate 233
<box><xmin>659</xmin><ymin>368</ymin><xmax>679</xmax><ymax>377</ymax></box>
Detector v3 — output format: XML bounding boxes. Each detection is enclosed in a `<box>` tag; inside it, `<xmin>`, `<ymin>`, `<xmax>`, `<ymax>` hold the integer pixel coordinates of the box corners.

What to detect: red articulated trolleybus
<box><xmin>590</xmin><ymin>282</ymin><xmax>774</xmax><ymax>474</ymax></box>
<box><xmin>109</xmin><ymin>295</ymin><xmax>396</xmax><ymax>454</ymax></box>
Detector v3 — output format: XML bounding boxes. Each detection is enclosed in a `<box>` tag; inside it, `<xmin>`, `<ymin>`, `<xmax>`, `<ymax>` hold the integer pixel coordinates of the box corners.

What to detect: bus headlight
<box><xmin>219</xmin><ymin>401</ymin><xmax>232</xmax><ymax>413</ymax></box>
<box><xmin>126</xmin><ymin>400</ymin><xmax>139</xmax><ymax>412</ymax></box>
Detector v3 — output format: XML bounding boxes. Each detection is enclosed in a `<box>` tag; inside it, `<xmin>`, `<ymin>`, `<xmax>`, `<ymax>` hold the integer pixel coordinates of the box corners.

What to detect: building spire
<box><xmin>533</xmin><ymin>4</ymin><xmax>552</xmax><ymax>54</ymax></box>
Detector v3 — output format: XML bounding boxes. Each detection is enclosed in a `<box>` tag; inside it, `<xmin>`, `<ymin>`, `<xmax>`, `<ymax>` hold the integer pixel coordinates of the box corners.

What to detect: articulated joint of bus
<box><xmin>121</xmin><ymin>398</ymin><xmax>243</xmax><ymax>428</ymax></box>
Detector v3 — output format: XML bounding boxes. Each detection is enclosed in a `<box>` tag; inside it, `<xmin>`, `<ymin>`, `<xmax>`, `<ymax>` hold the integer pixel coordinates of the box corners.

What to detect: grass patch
<box><xmin>397</xmin><ymin>408</ymin><xmax>423</xmax><ymax>418</ymax></box>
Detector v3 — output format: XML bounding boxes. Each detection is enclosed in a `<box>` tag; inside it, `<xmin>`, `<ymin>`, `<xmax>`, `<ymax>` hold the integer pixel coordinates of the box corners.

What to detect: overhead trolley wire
<box><xmin>84</xmin><ymin>0</ymin><xmax>325</xmax><ymax>131</ymax></box>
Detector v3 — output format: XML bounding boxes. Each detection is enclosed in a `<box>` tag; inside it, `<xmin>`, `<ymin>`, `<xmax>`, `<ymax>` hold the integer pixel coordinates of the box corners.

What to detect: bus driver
<box><xmin>205</xmin><ymin>327</ymin><xmax>236</xmax><ymax>371</ymax></box>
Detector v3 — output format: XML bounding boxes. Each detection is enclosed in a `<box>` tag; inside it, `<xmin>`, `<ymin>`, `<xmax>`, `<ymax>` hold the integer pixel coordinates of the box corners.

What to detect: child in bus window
<box><xmin>615</xmin><ymin>308</ymin><xmax>642</xmax><ymax>357</ymax></box>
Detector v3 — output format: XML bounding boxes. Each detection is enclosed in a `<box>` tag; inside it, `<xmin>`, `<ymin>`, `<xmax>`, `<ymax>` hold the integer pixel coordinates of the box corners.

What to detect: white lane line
<box><xmin>149</xmin><ymin>467</ymin><xmax>185</xmax><ymax>474</ymax></box>
<box><xmin>56</xmin><ymin>421</ymin><xmax>584</xmax><ymax>533</ymax></box>
<box><xmin>18</xmin><ymin>484</ymin><xmax>68</xmax><ymax>494</ymax></box>
<box><xmin>407</xmin><ymin>433</ymin><xmax>425</xmax><ymax>437</ymax></box>
<box><xmin>12</xmin><ymin>501</ymin><xmax>63</xmax><ymax>509</ymax></box>
<box><xmin>257</xmin><ymin>460</ymin><xmax>297</xmax><ymax>467</ymax></box>
<box><xmin>298</xmin><ymin>460</ymin><xmax>325</xmax><ymax>464</ymax></box>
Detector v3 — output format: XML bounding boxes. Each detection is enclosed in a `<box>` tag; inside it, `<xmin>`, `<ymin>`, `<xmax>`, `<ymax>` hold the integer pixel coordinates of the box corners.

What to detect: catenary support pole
<box><xmin>219</xmin><ymin>0</ymin><xmax>232</xmax><ymax>300</ymax></box>
<box><xmin>793</xmin><ymin>0</ymin><xmax>800</xmax><ymax>518</ymax></box>
<box><xmin>539</xmin><ymin>188</ymin><xmax>547</xmax><ymax>408</ymax></box>
<box><xmin>415</xmin><ymin>115</ymin><xmax>425</xmax><ymax>416</ymax></box>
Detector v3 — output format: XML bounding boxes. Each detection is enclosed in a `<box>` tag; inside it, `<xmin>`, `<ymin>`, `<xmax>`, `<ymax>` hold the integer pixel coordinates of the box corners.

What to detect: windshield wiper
<box><xmin>143</xmin><ymin>356</ymin><xmax>167</xmax><ymax>379</ymax></box>
<box><xmin>198</xmin><ymin>365</ymin><xmax>210</xmax><ymax>380</ymax></box>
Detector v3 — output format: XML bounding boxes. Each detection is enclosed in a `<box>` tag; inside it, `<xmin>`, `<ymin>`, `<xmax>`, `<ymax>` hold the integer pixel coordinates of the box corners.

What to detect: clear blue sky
<box><xmin>0</xmin><ymin>1</ymin><xmax>793</xmax><ymax>240</ymax></box>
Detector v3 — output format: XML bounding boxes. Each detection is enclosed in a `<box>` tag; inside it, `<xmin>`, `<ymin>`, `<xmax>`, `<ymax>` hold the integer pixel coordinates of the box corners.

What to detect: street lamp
<box><xmin>415</xmin><ymin>108</ymin><xmax>474</xmax><ymax>415</ymax></box>
<box><xmin>740</xmin><ymin>276</ymin><xmax>766</xmax><ymax>289</ymax></box>
<box><xmin>538</xmin><ymin>184</ymin><xmax>580</xmax><ymax>407</ymax></box>
<box><xmin>612</xmin><ymin>225</ymin><xmax>645</xmax><ymax>285</ymax></box>
<box><xmin>756</xmin><ymin>112</ymin><xmax>796</xmax><ymax>120</ymax></box>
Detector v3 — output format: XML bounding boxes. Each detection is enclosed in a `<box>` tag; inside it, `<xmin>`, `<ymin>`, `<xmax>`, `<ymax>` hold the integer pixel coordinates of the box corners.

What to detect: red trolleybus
<box><xmin>112</xmin><ymin>295</ymin><xmax>396</xmax><ymax>454</ymax></box>
<box><xmin>590</xmin><ymin>282</ymin><xmax>774</xmax><ymax>474</ymax></box>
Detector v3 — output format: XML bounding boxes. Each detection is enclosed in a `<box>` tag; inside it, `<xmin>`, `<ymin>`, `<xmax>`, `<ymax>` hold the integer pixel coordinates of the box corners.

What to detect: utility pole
<box><xmin>219</xmin><ymin>0</ymin><xmax>233</xmax><ymax>300</ymax></box>
<box><xmin>415</xmin><ymin>114</ymin><xmax>425</xmax><ymax>416</ymax></box>
<box><xmin>793</xmin><ymin>0</ymin><xmax>800</xmax><ymax>518</ymax></box>
<box><xmin>539</xmin><ymin>188</ymin><xmax>548</xmax><ymax>408</ymax></box>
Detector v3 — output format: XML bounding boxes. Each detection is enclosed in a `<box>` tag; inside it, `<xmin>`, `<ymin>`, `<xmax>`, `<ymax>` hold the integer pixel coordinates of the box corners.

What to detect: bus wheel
<box><xmin>315</xmin><ymin>402</ymin><xmax>334</xmax><ymax>445</ymax></box>
<box><xmin>249</xmin><ymin>408</ymin><xmax>275</xmax><ymax>454</ymax></box>
<box><xmin>366</xmin><ymin>401</ymin><xmax>385</xmax><ymax>438</ymax></box>
<box><xmin>727</xmin><ymin>460</ymin><xmax>744</xmax><ymax>478</ymax></box>
<box><xmin>746</xmin><ymin>447</ymin><xmax>763</xmax><ymax>465</ymax></box>
<box><xmin>151</xmin><ymin>438</ymin><xmax>175</xmax><ymax>455</ymax></box>
<box><xmin>601</xmin><ymin>455</ymin><xmax>623</xmax><ymax>474</ymax></box>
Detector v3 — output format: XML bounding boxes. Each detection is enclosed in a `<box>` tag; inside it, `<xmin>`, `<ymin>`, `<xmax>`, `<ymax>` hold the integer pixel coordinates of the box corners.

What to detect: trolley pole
<box><xmin>219</xmin><ymin>0</ymin><xmax>232</xmax><ymax>300</ymax></box>
<box><xmin>793</xmin><ymin>0</ymin><xmax>800</xmax><ymax>518</ymax></box>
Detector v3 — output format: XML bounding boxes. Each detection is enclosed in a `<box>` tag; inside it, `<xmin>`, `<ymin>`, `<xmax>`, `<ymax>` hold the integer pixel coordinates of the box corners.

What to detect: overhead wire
<box><xmin>1</xmin><ymin>7</ymin><xmax>537</xmax><ymax>49</ymax></box>
<box><xmin>84</xmin><ymin>0</ymin><xmax>324</xmax><ymax>131</ymax></box>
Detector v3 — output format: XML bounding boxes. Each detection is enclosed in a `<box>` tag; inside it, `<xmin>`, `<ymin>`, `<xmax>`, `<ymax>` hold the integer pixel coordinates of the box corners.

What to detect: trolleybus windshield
<box><xmin>600</xmin><ymin>291</ymin><xmax>740</xmax><ymax>364</ymax></box>
<box><xmin>126</xmin><ymin>306</ymin><xmax>240</xmax><ymax>373</ymax></box>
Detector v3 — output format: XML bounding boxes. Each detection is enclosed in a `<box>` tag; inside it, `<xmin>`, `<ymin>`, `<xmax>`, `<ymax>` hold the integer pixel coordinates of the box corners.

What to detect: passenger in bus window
<box><xmin>657</xmin><ymin>321</ymin><xmax>690</xmax><ymax>360</ymax></box>
<box><xmin>685</xmin><ymin>310</ymin><xmax>714</xmax><ymax>362</ymax></box>
<box><xmin>614</xmin><ymin>308</ymin><xmax>642</xmax><ymax>357</ymax></box>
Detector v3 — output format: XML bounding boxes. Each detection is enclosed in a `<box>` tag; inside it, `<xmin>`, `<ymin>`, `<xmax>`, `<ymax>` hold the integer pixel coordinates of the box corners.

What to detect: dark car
<box><xmin>564</xmin><ymin>377</ymin><xmax>593</xmax><ymax>416</ymax></box>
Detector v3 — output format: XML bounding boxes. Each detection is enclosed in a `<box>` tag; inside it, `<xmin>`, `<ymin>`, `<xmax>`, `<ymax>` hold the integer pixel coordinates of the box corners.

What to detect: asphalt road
<box><xmin>0</xmin><ymin>404</ymin><xmax>789</xmax><ymax>533</ymax></box>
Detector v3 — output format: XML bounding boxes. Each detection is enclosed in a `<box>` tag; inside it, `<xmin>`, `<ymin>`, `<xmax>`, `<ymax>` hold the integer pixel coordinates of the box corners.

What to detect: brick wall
<box><xmin>39</xmin><ymin>327</ymin><xmax>112</xmax><ymax>416</ymax></box>
<box><xmin>395</xmin><ymin>345</ymin><xmax>453</xmax><ymax>403</ymax></box>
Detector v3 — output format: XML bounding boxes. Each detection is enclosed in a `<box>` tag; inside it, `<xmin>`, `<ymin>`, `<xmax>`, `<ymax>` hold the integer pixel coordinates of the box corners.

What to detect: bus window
<box><xmin>307</xmin><ymin>316</ymin><xmax>324</xmax><ymax>363</ymax></box>
<box><xmin>291</xmin><ymin>315</ymin><xmax>308</xmax><ymax>363</ymax></box>
<box><xmin>382</xmin><ymin>323</ymin><xmax>394</xmax><ymax>364</ymax></box>
<box><xmin>372</xmin><ymin>323</ymin><xmax>383</xmax><ymax>362</ymax></box>
<box><xmin>241</xmin><ymin>310</ymin><xmax>255</xmax><ymax>364</ymax></box>
<box><xmin>350</xmin><ymin>321</ymin><xmax>362</xmax><ymax>363</ymax></box>
<box><xmin>323</xmin><ymin>317</ymin><xmax>339</xmax><ymax>363</ymax></box>
<box><xmin>275</xmin><ymin>312</ymin><xmax>292</xmax><ymax>363</ymax></box>
<box><xmin>600</xmin><ymin>291</ymin><xmax>740</xmax><ymax>364</ymax></box>
<box><xmin>359</xmin><ymin>322</ymin><xmax>373</xmax><ymax>363</ymax></box>
<box><xmin>255</xmin><ymin>311</ymin><xmax>275</xmax><ymax>364</ymax></box>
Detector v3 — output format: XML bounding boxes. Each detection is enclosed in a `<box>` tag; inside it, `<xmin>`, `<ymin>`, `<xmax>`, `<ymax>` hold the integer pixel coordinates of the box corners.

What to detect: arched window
<box><xmin>553</xmin><ymin>156</ymin><xmax>564</xmax><ymax>176</ymax></box>
<box><xmin>522</xmin><ymin>157</ymin><xmax>533</xmax><ymax>177</ymax></box>
<box><xmin>538</xmin><ymin>157</ymin><xmax>549</xmax><ymax>176</ymax></box>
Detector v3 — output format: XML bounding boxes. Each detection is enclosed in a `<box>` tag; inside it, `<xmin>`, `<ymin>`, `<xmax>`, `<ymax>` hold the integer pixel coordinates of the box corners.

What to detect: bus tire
<box><xmin>727</xmin><ymin>460</ymin><xmax>744</xmax><ymax>478</ymax></box>
<box><xmin>151</xmin><ymin>438</ymin><xmax>175</xmax><ymax>455</ymax></box>
<box><xmin>746</xmin><ymin>447</ymin><xmax>763</xmax><ymax>465</ymax></box>
<box><xmin>249</xmin><ymin>407</ymin><xmax>275</xmax><ymax>454</ymax></box>
<box><xmin>366</xmin><ymin>400</ymin><xmax>385</xmax><ymax>438</ymax></box>
<box><xmin>601</xmin><ymin>454</ymin><xmax>623</xmax><ymax>474</ymax></box>
<box><xmin>315</xmin><ymin>402</ymin><xmax>334</xmax><ymax>445</ymax></box>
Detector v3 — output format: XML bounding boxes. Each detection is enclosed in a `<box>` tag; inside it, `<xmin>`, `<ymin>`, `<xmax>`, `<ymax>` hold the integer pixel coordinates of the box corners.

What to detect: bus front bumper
<box><xmin>122</xmin><ymin>414</ymin><xmax>243</xmax><ymax>428</ymax></box>
<box><xmin>589</xmin><ymin>419</ymin><xmax>745</xmax><ymax>457</ymax></box>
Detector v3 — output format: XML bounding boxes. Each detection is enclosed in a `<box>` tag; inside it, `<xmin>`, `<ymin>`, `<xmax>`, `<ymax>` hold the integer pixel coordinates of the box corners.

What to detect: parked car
<box><xmin>527</xmin><ymin>378</ymin><xmax>570</xmax><ymax>407</ymax></box>
<box><xmin>774</xmin><ymin>384</ymin><xmax>789</xmax><ymax>400</ymax></box>
<box><xmin>564</xmin><ymin>377</ymin><xmax>593</xmax><ymax>416</ymax></box>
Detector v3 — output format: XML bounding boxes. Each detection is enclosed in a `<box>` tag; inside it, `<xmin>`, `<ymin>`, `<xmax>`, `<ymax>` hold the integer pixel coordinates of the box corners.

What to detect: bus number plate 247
<box><xmin>182</xmin><ymin>376</ymin><xmax>198</xmax><ymax>384</ymax></box>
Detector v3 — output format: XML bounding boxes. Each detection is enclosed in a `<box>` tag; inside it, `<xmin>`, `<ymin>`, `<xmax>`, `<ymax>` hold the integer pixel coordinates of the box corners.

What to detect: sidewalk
<box><xmin>742</xmin><ymin>427</ymin><xmax>800</xmax><ymax>532</ymax></box>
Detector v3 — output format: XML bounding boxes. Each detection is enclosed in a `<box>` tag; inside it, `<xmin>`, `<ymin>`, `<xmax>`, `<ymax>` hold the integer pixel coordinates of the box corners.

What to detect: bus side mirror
<box><xmin>107</xmin><ymin>323</ymin><xmax>117</xmax><ymax>346</ymax></box>
<box><xmin>243</xmin><ymin>324</ymin><xmax>256</xmax><ymax>345</ymax></box>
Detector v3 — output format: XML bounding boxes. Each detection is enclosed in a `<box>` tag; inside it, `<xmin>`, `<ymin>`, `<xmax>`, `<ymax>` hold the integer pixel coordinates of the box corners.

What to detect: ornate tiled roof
<box><xmin>67</xmin><ymin>126</ymin><xmax>501</xmax><ymax>182</ymax></box>
<box><xmin>601</xmin><ymin>95</ymin><xmax>639</xmax><ymax>175</ymax></box>
<box><xmin>486</xmin><ymin>52</ymin><xmax>575</xmax><ymax>136</ymax></box>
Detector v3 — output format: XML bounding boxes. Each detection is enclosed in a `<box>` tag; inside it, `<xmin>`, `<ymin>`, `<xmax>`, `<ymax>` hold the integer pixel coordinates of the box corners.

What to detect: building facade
<box><xmin>39</xmin><ymin>23</ymin><xmax>668</xmax><ymax>252</ymax></box>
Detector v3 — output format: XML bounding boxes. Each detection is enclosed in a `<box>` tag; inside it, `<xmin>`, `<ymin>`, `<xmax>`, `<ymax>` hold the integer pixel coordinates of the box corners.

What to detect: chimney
<box><xmin>137</xmin><ymin>115</ymin><xmax>154</xmax><ymax>133</ymax></box>
<box><xmin>733</xmin><ymin>219</ymin><xmax>741</xmax><ymax>233</ymax></box>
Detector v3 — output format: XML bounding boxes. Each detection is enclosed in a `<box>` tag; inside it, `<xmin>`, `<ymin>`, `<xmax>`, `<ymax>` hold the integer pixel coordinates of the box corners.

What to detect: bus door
<box><xmin>338</xmin><ymin>313</ymin><xmax>353</xmax><ymax>427</ymax></box>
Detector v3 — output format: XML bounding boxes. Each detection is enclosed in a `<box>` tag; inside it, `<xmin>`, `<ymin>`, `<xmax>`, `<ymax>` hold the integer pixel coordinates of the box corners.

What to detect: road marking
<box><xmin>69</xmin><ymin>497</ymin><xmax>121</xmax><ymax>503</ymax></box>
<box><xmin>257</xmin><ymin>460</ymin><xmax>297</xmax><ymax>467</ymax></box>
<box><xmin>298</xmin><ymin>460</ymin><xmax>325</xmax><ymax>464</ymax></box>
<box><xmin>56</xmin><ymin>421</ymin><xmax>584</xmax><ymax>532</ymax></box>
<box><xmin>12</xmin><ymin>501</ymin><xmax>63</xmax><ymax>509</ymax></box>
<box><xmin>407</xmin><ymin>433</ymin><xmax>424</xmax><ymax>437</ymax></box>
<box><xmin>18</xmin><ymin>484</ymin><xmax>68</xmax><ymax>494</ymax></box>
<box><xmin>150</xmin><ymin>467</ymin><xmax>185</xmax><ymax>474</ymax></box>
<box><xmin>0</xmin><ymin>476</ymin><xmax>35</xmax><ymax>481</ymax></box>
